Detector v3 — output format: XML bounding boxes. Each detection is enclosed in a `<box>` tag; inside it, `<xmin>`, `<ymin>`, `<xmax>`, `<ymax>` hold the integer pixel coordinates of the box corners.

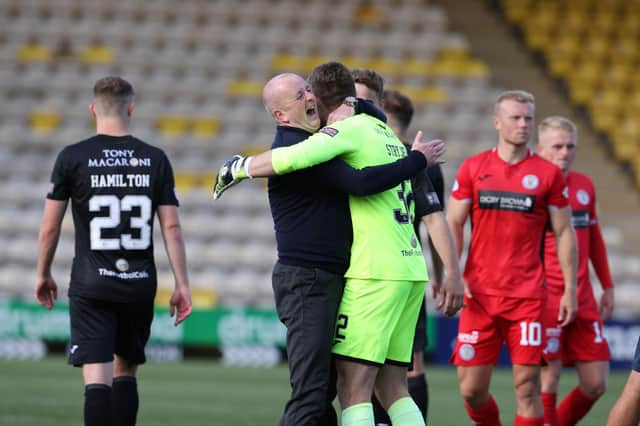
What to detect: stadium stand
<box><xmin>0</xmin><ymin>0</ymin><xmax>637</xmax><ymax>314</ymax></box>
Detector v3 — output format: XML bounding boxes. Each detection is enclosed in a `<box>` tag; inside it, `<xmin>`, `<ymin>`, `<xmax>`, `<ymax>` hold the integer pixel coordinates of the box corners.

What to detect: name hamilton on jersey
<box><xmin>91</xmin><ymin>174</ymin><xmax>150</xmax><ymax>188</ymax></box>
<box><xmin>88</xmin><ymin>149</ymin><xmax>151</xmax><ymax>168</ymax></box>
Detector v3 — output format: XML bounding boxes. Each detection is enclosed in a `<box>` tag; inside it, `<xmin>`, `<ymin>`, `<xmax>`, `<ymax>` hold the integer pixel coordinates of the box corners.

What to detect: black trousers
<box><xmin>272</xmin><ymin>262</ymin><xmax>345</xmax><ymax>426</ymax></box>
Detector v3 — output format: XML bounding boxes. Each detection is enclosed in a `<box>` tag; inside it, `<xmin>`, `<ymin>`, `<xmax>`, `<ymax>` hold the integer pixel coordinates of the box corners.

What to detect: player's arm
<box><xmin>157</xmin><ymin>205</ymin><xmax>192</xmax><ymax>326</ymax></box>
<box><xmin>549</xmin><ymin>206</ymin><xmax>578</xmax><ymax>326</ymax></box>
<box><xmin>35</xmin><ymin>199</ymin><xmax>67</xmax><ymax>309</ymax></box>
<box><xmin>589</xmin><ymin>215</ymin><xmax>615</xmax><ymax>322</ymax></box>
<box><xmin>446</xmin><ymin>197</ymin><xmax>471</xmax><ymax>259</ymax></box>
<box><xmin>316</xmin><ymin>150</ymin><xmax>426</xmax><ymax>196</ymax></box>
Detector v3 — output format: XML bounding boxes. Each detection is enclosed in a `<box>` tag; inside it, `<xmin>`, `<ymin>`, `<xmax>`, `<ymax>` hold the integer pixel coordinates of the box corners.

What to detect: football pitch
<box><xmin>0</xmin><ymin>356</ymin><xmax>628</xmax><ymax>425</ymax></box>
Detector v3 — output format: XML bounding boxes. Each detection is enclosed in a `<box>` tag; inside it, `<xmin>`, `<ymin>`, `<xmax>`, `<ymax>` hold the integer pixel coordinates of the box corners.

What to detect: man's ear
<box><xmin>273</xmin><ymin>109</ymin><xmax>287</xmax><ymax>123</ymax></box>
<box><xmin>127</xmin><ymin>101</ymin><xmax>135</xmax><ymax>116</ymax></box>
<box><xmin>89</xmin><ymin>103</ymin><xmax>96</xmax><ymax>118</ymax></box>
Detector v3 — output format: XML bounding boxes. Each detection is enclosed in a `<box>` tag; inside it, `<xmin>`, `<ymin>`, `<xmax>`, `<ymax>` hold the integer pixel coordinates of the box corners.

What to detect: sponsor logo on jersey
<box><xmin>459</xmin><ymin>343</ymin><xmax>475</xmax><ymax>361</ymax></box>
<box><xmin>546</xmin><ymin>326</ymin><xmax>562</xmax><ymax>337</ymax></box>
<box><xmin>88</xmin><ymin>149</ymin><xmax>151</xmax><ymax>168</ymax></box>
<box><xmin>458</xmin><ymin>331</ymin><xmax>479</xmax><ymax>344</ymax></box>
<box><xmin>478</xmin><ymin>190</ymin><xmax>536</xmax><ymax>213</ymax></box>
<box><xmin>385</xmin><ymin>143</ymin><xmax>406</xmax><ymax>158</ymax></box>
<box><xmin>98</xmin><ymin>268</ymin><xmax>149</xmax><ymax>280</ymax></box>
<box><xmin>319</xmin><ymin>127</ymin><xmax>338</xmax><ymax>137</ymax></box>
<box><xmin>571</xmin><ymin>210</ymin><xmax>590</xmax><ymax>228</ymax></box>
<box><xmin>522</xmin><ymin>174</ymin><xmax>539</xmax><ymax>190</ymax></box>
<box><xmin>576</xmin><ymin>189</ymin><xmax>590</xmax><ymax>205</ymax></box>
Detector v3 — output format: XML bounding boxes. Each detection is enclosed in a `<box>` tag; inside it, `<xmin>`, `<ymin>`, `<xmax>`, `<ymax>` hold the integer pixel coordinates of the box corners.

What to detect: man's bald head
<box><xmin>262</xmin><ymin>73</ymin><xmax>320</xmax><ymax>133</ymax></box>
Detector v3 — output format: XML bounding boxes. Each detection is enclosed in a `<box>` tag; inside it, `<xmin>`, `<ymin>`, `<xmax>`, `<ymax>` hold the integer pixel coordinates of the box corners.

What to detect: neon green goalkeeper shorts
<box><xmin>332</xmin><ymin>278</ymin><xmax>426</xmax><ymax>366</ymax></box>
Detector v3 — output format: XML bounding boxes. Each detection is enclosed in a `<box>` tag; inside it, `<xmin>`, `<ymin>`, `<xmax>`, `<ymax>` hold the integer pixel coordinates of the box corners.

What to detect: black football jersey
<box><xmin>47</xmin><ymin>134</ymin><xmax>179</xmax><ymax>303</ymax></box>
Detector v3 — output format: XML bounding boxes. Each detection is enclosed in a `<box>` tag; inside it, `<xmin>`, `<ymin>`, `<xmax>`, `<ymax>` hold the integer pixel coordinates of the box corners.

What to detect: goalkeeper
<box><xmin>214</xmin><ymin>61</ymin><xmax>464</xmax><ymax>426</ymax></box>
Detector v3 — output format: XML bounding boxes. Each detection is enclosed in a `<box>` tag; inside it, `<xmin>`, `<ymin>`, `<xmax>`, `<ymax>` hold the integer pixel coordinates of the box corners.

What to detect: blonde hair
<box><xmin>538</xmin><ymin>115</ymin><xmax>577</xmax><ymax>137</ymax></box>
<box><xmin>494</xmin><ymin>90</ymin><xmax>535</xmax><ymax>114</ymax></box>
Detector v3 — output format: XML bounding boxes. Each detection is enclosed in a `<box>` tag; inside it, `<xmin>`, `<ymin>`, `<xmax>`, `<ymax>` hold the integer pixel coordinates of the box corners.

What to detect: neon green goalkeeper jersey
<box><xmin>271</xmin><ymin>114</ymin><xmax>429</xmax><ymax>282</ymax></box>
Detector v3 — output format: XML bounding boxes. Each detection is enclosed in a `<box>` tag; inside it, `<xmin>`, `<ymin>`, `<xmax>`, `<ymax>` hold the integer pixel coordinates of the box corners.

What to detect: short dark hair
<box><xmin>382</xmin><ymin>89</ymin><xmax>414</xmax><ymax>132</ymax></box>
<box><xmin>308</xmin><ymin>62</ymin><xmax>356</xmax><ymax>112</ymax></box>
<box><xmin>352</xmin><ymin>68</ymin><xmax>384</xmax><ymax>103</ymax></box>
<box><xmin>93</xmin><ymin>76</ymin><xmax>134</xmax><ymax>116</ymax></box>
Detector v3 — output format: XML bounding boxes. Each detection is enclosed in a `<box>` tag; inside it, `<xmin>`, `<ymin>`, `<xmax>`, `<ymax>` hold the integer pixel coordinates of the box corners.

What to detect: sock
<box><xmin>342</xmin><ymin>402</ymin><xmax>374</xmax><ymax>426</ymax></box>
<box><xmin>112</xmin><ymin>376</ymin><xmax>138</xmax><ymax>426</ymax></box>
<box><xmin>514</xmin><ymin>415</ymin><xmax>544</xmax><ymax>426</ymax></box>
<box><xmin>464</xmin><ymin>394</ymin><xmax>501</xmax><ymax>426</ymax></box>
<box><xmin>387</xmin><ymin>397</ymin><xmax>423</xmax><ymax>426</ymax></box>
<box><xmin>372</xmin><ymin>394</ymin><xmax>391</xmax><ymax>425</ymax></box>
<box><xmin>408</xmin><ymin>375</ymin><xmax>428</xmax><ymax>421</ymax></box>
<box><xmin>556</xmin><ymin>387</ymin><xmax>596</xmax><ymax>426</ymax></box>
<box><xmin>84</xmin><ymin>384</ymin><xmax>112</xmax><ymax>426</ymax></box>
<box><xmin>541</xmin><ymin>392</ymin><xmax>557</xmax><ymax>426</ymax></box>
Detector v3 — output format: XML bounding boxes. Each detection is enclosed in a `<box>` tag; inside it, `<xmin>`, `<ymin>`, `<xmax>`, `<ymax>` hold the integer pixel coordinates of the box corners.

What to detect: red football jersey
<box><xmin>451</xmin><ymin>148</ymin><xmax>569</xmax><ymax>299</ymax></box>
<box><xmin>543</xmin><ymin>171</ymin><xmax>614</xmax><ymax>313</ymax></box>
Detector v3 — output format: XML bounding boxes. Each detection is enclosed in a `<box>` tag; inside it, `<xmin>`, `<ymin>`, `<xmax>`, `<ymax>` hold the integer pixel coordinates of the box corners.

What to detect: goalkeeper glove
<box><xmin>212</xmin><ymin>155</ymin><xmax>252</xmax><ymax>200</ymax></box>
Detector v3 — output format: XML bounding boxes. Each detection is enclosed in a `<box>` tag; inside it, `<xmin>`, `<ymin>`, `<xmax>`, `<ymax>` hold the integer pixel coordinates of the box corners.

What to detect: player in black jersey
<box><xmin>35</xmin><ymin>76</ymin><xmax>192</xmax><ymax>426</ymax></box>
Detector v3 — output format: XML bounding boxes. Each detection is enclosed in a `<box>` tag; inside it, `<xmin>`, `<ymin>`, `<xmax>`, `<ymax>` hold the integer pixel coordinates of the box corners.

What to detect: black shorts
<box><xmin>412</xmin><ymin>297</ymin><xmax>428</xmax><ymax>353</ymax></box>
<box><xmin>633</xmin><ymin>336</ymin><xmax>640</xmax><ymax>373</ymax></box>
<box><xmin>68</xmin><ymin>295</ymin><xmax>154</xmax><ymax>366</ymax></box>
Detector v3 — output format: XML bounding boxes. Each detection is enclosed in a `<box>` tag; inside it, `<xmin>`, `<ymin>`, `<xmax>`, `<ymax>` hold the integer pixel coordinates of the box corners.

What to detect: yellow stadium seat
<box><xmin>351</xmin><ymin>2</ymin><xmax>386</xmax><ymax>26</ymax></box>
<box><xmin>174</xmin><ymin>171</ymin><xmax>217</xmax><ymax>190</ymax></box>
<box><xmin>154</xmin><ymin>288</ymin><xmax>218</xmax><ymax>309</ymax></box>
<box><xmin>226</xmin><ymin>79</ymin><xmax>264</xmax><ymax>99</ymax></box>
<box><xmin>191</xmin><ymin>117</ymin><xmax>222</xmax><ymax>138</ymax></box>
<box><xmin>394</xmin><ymin>85</ymin><xmax>447</xmax><ymax>106</ymax></box>
<box><xmin>78</xmin><ymin>44</ymin><xmax>114</xmax><ymax>65</ymax></box>
<box><xmin>28</xmin><ymin>109</ymin><xmax>62</xmax><ymax>133</ymax></box>
<box><xmin>270</xmin><ymin>54</ymin><xmax>308</xmax><ymax>74</ymax></box>
<box><xmin>401</xmin><ymin>58</ymin><xmax>434</xmax><ymax>79</ymax></box>
<box><xmin>302</xmin><ymin>55</ymin><xmax>334</xmax><ymax>73</ymax></box>
<box><xmin>503</xmin><ymin>0</ymin><xmax>533</xmax><ymax>25</ymax></box>
<box><xmin>459</xmin><ymin>60</ymin><xmax>490</xmax><ymax>80</ymax></box>
<box><xmin>16</xmin><ymin>43</ymin><xmax>52</xmax><ymax>64</ymax></box>
<box><xmin>156</xmin><ymin>115</ymin><xmax>191</xmax><ymax>137</ymax></box>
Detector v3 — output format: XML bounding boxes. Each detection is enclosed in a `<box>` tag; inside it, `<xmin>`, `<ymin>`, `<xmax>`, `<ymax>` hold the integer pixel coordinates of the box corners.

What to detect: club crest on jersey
<box><xmin>577</xmin><ymin>189</ymin><xmax>590</xmax><ymax>205</ymax></box>
<box><xmin>320</xmin><ymin>127</ymin><xmax>339</xmax><ymax>137</ymax></box>
<box><xmin>411</xmin><ymin>235</ymin><xmax>418</xmax><ymax>248</ymax></box>
<box><xmin>545</xmin><ymin>337</ymin><xmax>560</xmax><ymax>354</ymax></box>
<box><xmin>115</xmin><ymin>258</ymin><xmax>129</xmax><ymax>272</ymax></box>
<box><xmin>521</xmin><ymin>174</ymin><xmax>539</xmax><ymax>190</ymax></box>
<box><xmin>459</xmin><ymin>343</ymin><xmax>475</xmax><ymax>361</ymax></box>
<box><xmin>452</xmin><ymin>179</ymin><xmax>459</xmax><ymax>192</ymax></box>
<box><xmin>562</xmin><ymin>186</ymin><xmax>569</xmax><ymax>198</ymax></box>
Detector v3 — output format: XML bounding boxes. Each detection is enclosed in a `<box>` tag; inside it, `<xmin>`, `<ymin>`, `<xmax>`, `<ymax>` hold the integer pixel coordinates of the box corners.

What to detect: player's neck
<box><xmin>496</xmin><ymin>140</ymin><xmax>529</xmax><ymax>164</ymax></box>
<box><xmin>95</xmin><ymin>117</ymin><xmax>130</xmax><ymax>137</ymax></box>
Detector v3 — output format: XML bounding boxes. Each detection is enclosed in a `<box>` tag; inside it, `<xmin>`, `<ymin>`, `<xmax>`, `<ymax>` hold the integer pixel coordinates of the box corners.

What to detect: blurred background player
<box><xmin>262</xmin><ymin>72</ymin><xmax>436</xmax><ymax>426</ymax></box>
<box><xmin>607</xmin><ymin>336</ymin><xmax>640</xmax><ymax>426</ymax></box>
<box><xmin>351</xmin><ymin>67</ymin><xmax>445</xmax><ymax>425</ymax></box>
<box><xmin>35</xmin><ymin>76</ymin><xmax>193</xmax><ymax>426</ymax></box>
<box><xmin>536</xmin><ymin>116</ymin><xmax>615</xmax><ymax>426</ymax></box>
<box><xmin>447</xmin><ymin>90</ymin><xmax>577</xmax><ymax>426</ymax></box>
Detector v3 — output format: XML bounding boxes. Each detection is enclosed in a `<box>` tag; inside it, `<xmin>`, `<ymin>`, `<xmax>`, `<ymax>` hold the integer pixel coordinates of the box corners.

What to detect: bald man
<box><xmin>262</xmin><ymin>73</ymin><xmax>431</xmax><ymax>426</ymax></box>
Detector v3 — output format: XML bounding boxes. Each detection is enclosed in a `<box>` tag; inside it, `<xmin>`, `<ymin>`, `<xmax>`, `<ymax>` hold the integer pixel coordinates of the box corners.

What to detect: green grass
<box><xmin>0</xmin><ymin>356</ymin><xmax>629</xmax><ymax>425</ymax></box>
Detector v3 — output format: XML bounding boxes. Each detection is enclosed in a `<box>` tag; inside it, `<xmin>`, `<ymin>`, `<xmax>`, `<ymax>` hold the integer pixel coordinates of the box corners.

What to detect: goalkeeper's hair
<box><xmin>93</xmin><ymin>76</ymin><xmax>134</xmax><ymax>118</ymax></box>
<box><xmin>308</xmin><ymin>62</ymin><xmax>356</xmax><ymax>112</ymax></box>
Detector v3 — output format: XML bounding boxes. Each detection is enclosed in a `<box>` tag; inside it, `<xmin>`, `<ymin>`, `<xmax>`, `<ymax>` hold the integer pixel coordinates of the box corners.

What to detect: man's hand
<box><xmin>35</xmin><ymin>275</ymin><xmax>57</xmax><ymax>309</ymax></box>
<box><xmin>436</xmin><ymin>275</ymin><xmax>466</xmax><ymax>317</ymax></box>
<box><xmin>170</xmin><ymin>284</ymin><xmax>193</xmax><ymax>326</ymax></box>
<box><xmin>213</xmin><ymin>155</ymin><xmax>252</xmax><ymax>200</ymax></box>
<box><xmin>411</xmin><ymin>132</ymin><xmax>445</xmax><ymax>167</ymax></box>
<box><xmin>327</xmin><ymin>103</ymin><xmax>355</xmax><ymax>125</ymax></box>
<box><xmin>600</xmin><ymin>288</ymin><xmax>614</xmax><ymax>322</ymax></box>
<box><xmin>558</xmin><ymin>289</ymin><xmax>578</xmax><ymax>327</ymax></box>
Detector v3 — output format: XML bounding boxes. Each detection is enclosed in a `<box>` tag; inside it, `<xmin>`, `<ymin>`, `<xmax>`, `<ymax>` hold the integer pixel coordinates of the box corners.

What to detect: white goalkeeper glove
<box><xmin>212</xmin><ymin>155</ymin><xmax>253</xmax><ymax>200</ymax></box>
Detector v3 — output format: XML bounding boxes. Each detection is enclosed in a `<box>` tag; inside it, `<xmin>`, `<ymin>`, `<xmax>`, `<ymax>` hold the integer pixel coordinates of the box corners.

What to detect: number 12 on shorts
<box><xmin>519</xmin><ymin>321</ymin><xmax>542</xmax><ymax>346</ymax></box>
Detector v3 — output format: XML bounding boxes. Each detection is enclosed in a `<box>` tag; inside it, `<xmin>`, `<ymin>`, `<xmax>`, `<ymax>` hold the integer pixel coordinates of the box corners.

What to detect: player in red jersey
<box><xmin>447</xmin><ymin>91</ymin><xmax>578</xmax><ymax>426</ymax></box>
<box><xmin>536</xmin><ymin>116</ymin><xmax>614</xmax><ymax>426</ymax></box>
